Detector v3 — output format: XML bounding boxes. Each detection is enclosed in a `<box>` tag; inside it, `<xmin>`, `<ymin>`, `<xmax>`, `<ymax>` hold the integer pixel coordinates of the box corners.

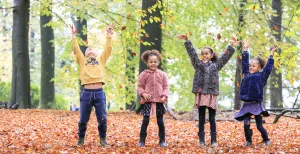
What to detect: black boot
<box><xmin>211</xmin><ymin>132</ymin><xmax>217</xmax><ymax>147</ymax></box>
<box><xmin>100</xmin><ymin>137</ymin><xmax>110</xmax><ymax>147</ymax></box>
<box><xmin>198</xmin><ymin>132</ymin><xmax>205</xmax><ymax>146</ymax></box>
<box><xmin>261</xmin><ymin>131</ymin><xmax>270</xmax><ymax>146</ymax></box>
<box><xmin>77</xmin><ymin>137</ymin><xmax>85</xmax><ymax>146</ymax></box>
<box><xmin>138</xmin><ymin>132</ymin><xmax>147</xmax><ymax>147</ymax></box>
<box><xmin>244</xmin><ymin>125</ymin><xmax>252</xmax><ymax>146</ymax></box>
<box><xmin>159</xmin><ymin>131</ymin><xmax>167</xmax><ymax>147</ymax></box>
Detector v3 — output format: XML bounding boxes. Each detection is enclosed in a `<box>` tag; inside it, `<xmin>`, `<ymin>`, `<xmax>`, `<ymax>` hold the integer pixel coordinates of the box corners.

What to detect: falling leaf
<box><xmin>84</xmin><ymin>40</ymin><xmax>88</xmax><ymax>46</ymax></box>
<box><xmin>127</xmin><ymin>14</ymin><xmax>131</xmax><ymax>18</ymax></box>
<box><xmin>237</xmin><ymin>55</ymin><xmax>241</xmax><ymax>60</ymax></box>
<box><xmin>290</xmin><ymin>77</ymin><xmax>295</xmax><ymax>85</ymax></box>
<box><xmin>273</xmin><ymin>25</ymin><xmax>279</xmax><ymax>31</ymax></box>
<box><xmin>189</xmin><ymin>32</ymin><xmax>192</xmax><ymax>36</ymax></box>
<box><xmin>252</xmin><ymin>5</ymin><xmax>256</xmax><ymax>10</ymax></box>
<box><xmin>121</xmin><ymin>26</ymin><xmax>126</xmax><ymax>31</ymax></box>
<box><xmin>217</xmin><ymin>33</ymin><xmax>221</xmax><ymax>40</ymax></box>
<box><xmin>120</xmin><ymin>107</ymin><xmax>124</xmax><ymax>110</ymax></box>
<box><xmin>132</xmin><ymin>52</ymin><xmax>137</xmax><ymax>56</ymax></box>
<box><xmin>224</xmin><ymin>8</ymin><xmax>228</xmax><ymax>12</ymax></box>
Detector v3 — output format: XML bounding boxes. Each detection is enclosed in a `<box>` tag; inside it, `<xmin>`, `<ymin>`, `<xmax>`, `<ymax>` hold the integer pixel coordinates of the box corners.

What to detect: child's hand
<box><xmin>178</xmin><ymin>34</ymin><xmax>188</xmax><ymax>41</ymax></box>
<box><xmin>106</xmin><ymin>24</ymin><xmax>115</xmax><ymax>38</ymax></box>
<box><xmin>69</xmin><ymin>24</ymin><xmax>77</xmax><ymax>38</ymax></box>
<box><xmin>161</xmin><ymin>96</ymin><xmax>167</xmax><ymax>102</ymax></box>
<box><xmin>230</xmin><ymin>38</ymin><xmax>240</xmax><ymax>47</ymax></box>
<box><xmin>241</xmin><ymin>40</ymin><xmax>250</xmax><ymax>51</ymax></box>
<box><xmin>142</xmin><ymin>93</ymin><xmax>151</xmax><ymax>101</ymax></box>
<box><xmin>270</xmin><ymin>46</ymin><xmax>277</xmax><ymax>55</ymax></box>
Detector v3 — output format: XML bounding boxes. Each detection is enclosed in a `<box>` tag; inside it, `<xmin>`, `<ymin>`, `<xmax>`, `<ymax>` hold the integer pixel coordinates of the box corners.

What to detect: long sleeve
<box><xmin>216</xmin><ymin>45</ymin><xmax>235</xmax><ymax>71</ymax></box>
<box><xmin>72</xmin><ymin>37</ymin><xmax>85</xmax><ymax>65</ymax></box>
<box><xmin>241</xmin><ymin>51</ymin><xmax>250</xmax><ymax>75</ymax></box>
<box><xmin>184</xmin><ymin>40</ymin><xmax>203</xmax><ymax>69</ymax></box>
<box><xmin>161</xmin><ymin>72</ymin><xmax>169</xmax><ymax>98</ymax></box>
<box><xmin>261</xmin><ymin>55</ymin><xmax>274</xmax><ymax>85</ymax></box>
<box><xmin>137</xmin><ymin>72</ymin><xmax>147</xmax><ymax>97</ymax></box>
<box><xmin>99</xmin><ymin>37</ymin><xmax>112</xmax><ymax>65</ymax></box>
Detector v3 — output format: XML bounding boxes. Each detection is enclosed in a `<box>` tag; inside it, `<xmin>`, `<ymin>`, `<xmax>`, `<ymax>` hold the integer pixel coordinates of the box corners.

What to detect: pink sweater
<box><xmin>137</xmin><ymin>69</ymin><xmax>169</xmax><ymax>104</ymax></box>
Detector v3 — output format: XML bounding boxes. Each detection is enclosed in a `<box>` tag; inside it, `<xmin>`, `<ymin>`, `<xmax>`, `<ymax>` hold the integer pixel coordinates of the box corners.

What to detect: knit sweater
<box><xmin>137</xmin><ymin>69</ymin><xmax>169</xmax><ymax>104</ymax></box>
<box><xmin>184</xmin><ymin>40</ymin><xmax>235</xmax><ymax>95</ymax></box>
<box><xmin>239</xmin><ymin>51</ymin><xmax>274</xmax><ymax>102</ymax></box>
<box><xmin>72</xmin><ymin>37</ymin><xmax>112</xmax><ymax>85</ymax></box>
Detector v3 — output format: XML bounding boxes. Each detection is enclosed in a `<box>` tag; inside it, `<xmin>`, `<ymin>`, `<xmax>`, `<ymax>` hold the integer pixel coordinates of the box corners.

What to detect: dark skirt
<box><xmin>140</xmin><ymin>102</ymin><xmax>166</xmax><ymax>117</ymax></box>
<box><xmin>234</xmin><ymin>101</ymin><xmax>270</xmax><ymax>121</ymax></box>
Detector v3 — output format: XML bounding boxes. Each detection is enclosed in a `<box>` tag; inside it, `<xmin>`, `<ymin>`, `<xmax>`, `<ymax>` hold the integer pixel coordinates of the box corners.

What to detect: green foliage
<box><xmin>0</xmin><ymin>81</ymin><xmax>11</xmax><ymax>103</ymax></box>
<box><xmin>1</xmin><ymin>0</ymin><xmax>300</xmax><ymax>111</ymax></box>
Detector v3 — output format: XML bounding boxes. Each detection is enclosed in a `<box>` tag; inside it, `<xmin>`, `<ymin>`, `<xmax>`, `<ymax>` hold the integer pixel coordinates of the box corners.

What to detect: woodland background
<box><xmin>0</xmin><ymin>0</ymin><xmax>299</xmax><ymax>111</ymax></box>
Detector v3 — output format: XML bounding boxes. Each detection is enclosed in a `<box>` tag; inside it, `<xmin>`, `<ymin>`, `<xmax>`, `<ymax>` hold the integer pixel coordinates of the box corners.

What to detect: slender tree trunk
<box><xmin>40</xmin><ymin>1</ymin><xmax>55</xmax><ymax>109</ymax></box>
<box><xmin>137</xmin><ymin>0</ymin><xmax>163</xmax><ymax>110</ymax></box>
<box><xmin>10</xmin><ymin>0</ymin><xmax>31</xmax><ymax>109</ymax></box>
<box><xmin>270</xmin><ymin>0</ymin><xmax>283</xmax><ymax>108</ymax></box>
<box><xmin>73</xmin><ymin>17</ymin><xmax>87</xmax><ymax>94</ymax></box>
<box><xmin>234</xmin><ymin>0</ymin><xmax>245</xmax><ymax>110</ymax></box>
<box><xmin>125</xmin><ymin>49</ymin><xmax>135</xmax><ymax>110</ymax></box>
<box><xmin>262</xmin><ymin>85</ymin><xmax>268</xmax><ymax>108</ymax></box>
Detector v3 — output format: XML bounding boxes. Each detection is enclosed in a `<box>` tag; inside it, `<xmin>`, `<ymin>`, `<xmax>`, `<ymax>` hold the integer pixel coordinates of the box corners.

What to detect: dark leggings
<box><xmin>198</xmin><ymin>106</ymin><xmax>216</xmax><ymax>133</ymax></box>
<box><xmin>244</xmin><ymin>115</ymin><xmax>269</xmax><ymax>141</ymax></box>
<box><xmin>140</xmin><ymin>115</ymin><xmax>165</xmax><ymax>138</ymax></box>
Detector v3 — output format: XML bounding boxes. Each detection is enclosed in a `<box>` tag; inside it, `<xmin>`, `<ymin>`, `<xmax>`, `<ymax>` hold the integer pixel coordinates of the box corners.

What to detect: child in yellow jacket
<box><xmin>69</xmin><ymin>24</ymin><xmax>114</xmax><ymax>147</ymax></box>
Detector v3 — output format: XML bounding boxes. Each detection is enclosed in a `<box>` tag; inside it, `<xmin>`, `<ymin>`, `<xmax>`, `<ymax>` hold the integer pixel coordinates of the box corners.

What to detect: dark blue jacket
<box><xmin>239</xmin><ymin>51</ymin><xmax>274</xmax><ymax>102</ymax></box>
<box><xmin>184</xmin><ymin>40</ymin><xmax>235</xmax><ymax>95</ymax></box>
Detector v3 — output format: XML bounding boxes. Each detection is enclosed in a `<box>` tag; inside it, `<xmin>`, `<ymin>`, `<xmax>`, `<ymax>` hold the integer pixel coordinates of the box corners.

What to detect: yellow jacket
<box><xmin>72</xmin><ymin>37</ymin><xmax>112</xmax><ymax>85</ymax></box>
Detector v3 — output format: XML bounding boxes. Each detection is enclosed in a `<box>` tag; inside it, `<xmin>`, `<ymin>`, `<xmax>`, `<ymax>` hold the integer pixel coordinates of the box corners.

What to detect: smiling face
<box><xmin>147</xmin><ymin>55</ymin><xmax>159</xmax><ymax>71</ymax></box>
<box><xmin>201</xmin><ymin>48</ymin><xmax>213</xmax><ymax>62</ymax></box>
<box><xmin>85</xmin><ymin>47</ymin><xmax>98</xmax><ymax>58</ymax></box>
<box><xmin>249</xmin><ymin>59</ymin><xmax>262</xmax><ymax>74</ymax></box>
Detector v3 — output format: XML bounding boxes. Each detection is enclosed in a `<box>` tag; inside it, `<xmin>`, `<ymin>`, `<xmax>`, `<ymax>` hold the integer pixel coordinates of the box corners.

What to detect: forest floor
<box><xmin>0</xmin><ymin>109</ymin><xmax>299</xmax><ymax>153</ymax></box>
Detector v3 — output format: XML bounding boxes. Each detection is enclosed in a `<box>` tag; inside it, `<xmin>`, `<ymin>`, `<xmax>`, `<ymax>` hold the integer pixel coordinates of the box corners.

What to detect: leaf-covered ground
<box><xmin>0</xmin><ymin>110</ymin><xmax>299</xmax><ymax>153</ymax></box>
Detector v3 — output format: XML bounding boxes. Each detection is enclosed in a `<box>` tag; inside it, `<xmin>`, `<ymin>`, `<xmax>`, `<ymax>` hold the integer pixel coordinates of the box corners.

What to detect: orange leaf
<box><xmin>224</xmin><ymin>8</ymin><xmax>228</xmax><ymax>12</ymax></box>
<box><xmin>274</xmin><ymin>25</ymin><xmax>279</xmax><ymax>31</ymax></box>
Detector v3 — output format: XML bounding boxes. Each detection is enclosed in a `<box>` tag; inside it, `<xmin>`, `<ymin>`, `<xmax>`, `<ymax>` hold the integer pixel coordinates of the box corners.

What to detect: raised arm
<box><xmin>261</xmin><ymin>46</ymin><xmax>276</xmax><ymax>84</ymax></box>
<box><xmin>184</xmin><ymin>40</ymin><xmax>203</xmax><ymax>69</ymax></box>
<box><xmin>216</xmin><ymin>38</ymin><xmax>239</xmax><ymax>70</ymax></box>
<box><xmin>70</xmin><ymin>24</ymin><xmax>84</xmax><ymax>65</ymax></box>
<box><xmin>99</xmin><ymin>25</ymin><xmax>114</xmax><ymax>65</ymax></box>
<box><xmin>178</xmin><ymin>34</ymin><xmax>203</xmax><ymax>69</ymax></box>
<box><xmin>241</xmin><ymin>40</ymin><xmax>250</xmax><ymax>75</ymax></box>
<box><xmin>216</xmin><ymin>45</ymin><xmax>235</xmax><ymax>70</ymax></box>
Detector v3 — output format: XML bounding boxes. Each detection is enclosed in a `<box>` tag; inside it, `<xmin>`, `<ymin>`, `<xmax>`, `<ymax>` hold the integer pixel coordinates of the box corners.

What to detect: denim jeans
<box><xmin>78</xmin><ymin>88</ymin><xmax>107</xmax><ymax>138</ymax></box>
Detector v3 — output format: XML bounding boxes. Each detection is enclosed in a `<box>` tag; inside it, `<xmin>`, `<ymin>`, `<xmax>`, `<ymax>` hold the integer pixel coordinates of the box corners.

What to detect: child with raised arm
<box><xmin>70</xmin><ymin>24</ymin><xmax>114</xmax><ymax>147</ymax></box>
<box><xmin>178</xmin><ymin>34</ymin><xmax>238</xmax><ymax>147</ymax></box>
<box><xmin>137</xmin><ymin>50</ymin><xmax>169</xmax><ymax>147</ymax></box>
<box><xmin>234</xmin><ymin>41</ymin><xmax>276</xmax><ymax>146</ymax></box>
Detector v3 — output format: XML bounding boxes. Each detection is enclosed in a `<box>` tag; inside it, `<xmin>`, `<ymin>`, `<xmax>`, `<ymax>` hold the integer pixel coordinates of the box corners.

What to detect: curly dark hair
<box><xmin>141</xmin><ymin>49</ymin><xmax>162</xmax><ymax>63</ymax></box>
<box><xmin>254</xmin><ymin>56</ymin><xmax>266</xmax><ymax>68</ymax></box>
<box><xmin>202</xmin><ymin>46</ymin><xmax>218</xmax><ymax>62</ymax></box>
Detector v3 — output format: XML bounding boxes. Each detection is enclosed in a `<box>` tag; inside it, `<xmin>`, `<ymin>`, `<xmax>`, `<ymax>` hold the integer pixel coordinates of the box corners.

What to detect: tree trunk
<box><xmin>40</xmin><ymin>1</ymin><xmax>55</xmax><ymax>109</ymax></box>
<box><xmin>234</xmin><ymin>0</ymin><xmax>245</xmax><ymax>110</ymax></box>
<box><xmin>270</xmin><ymin>0</ymin><xmax>283</xmax><ymax>108</ymax></box>
<box><xmin>74</xmin><ymin>19</ymin><xmax>87</xmax><ymax>54</ymax></box>
<box><xmin>262</xmin><ymin>85</ymin><xmax>268</xmax><ymax>108</ymax></box>
<box><xmin>125</xmin><ymin>49</ymin><xmax>135</xmax><ymax>110</ymax></box>
<box><xmin>137</xmin><ymin>0</ymin><xmax>163</xmax><ymax>110</ymax></box>
<box><xmin>10</xmin><ymin>0</ymin><xmax>31</xmax><ymax>109</ymax></box>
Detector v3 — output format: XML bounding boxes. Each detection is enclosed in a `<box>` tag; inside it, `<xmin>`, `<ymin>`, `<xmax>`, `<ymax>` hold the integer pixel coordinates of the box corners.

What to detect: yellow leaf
<box><xmin>290</xmin><ymin>77</ymin><xmax>295</xmax><ymax>85</ymax></box>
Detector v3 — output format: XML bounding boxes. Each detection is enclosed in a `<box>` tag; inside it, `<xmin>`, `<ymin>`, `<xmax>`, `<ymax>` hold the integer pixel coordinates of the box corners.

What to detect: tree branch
<box><xmin>0</xmin><ymin>6</ymin><xmax>17</xmax><ymax>9</ymax></box>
